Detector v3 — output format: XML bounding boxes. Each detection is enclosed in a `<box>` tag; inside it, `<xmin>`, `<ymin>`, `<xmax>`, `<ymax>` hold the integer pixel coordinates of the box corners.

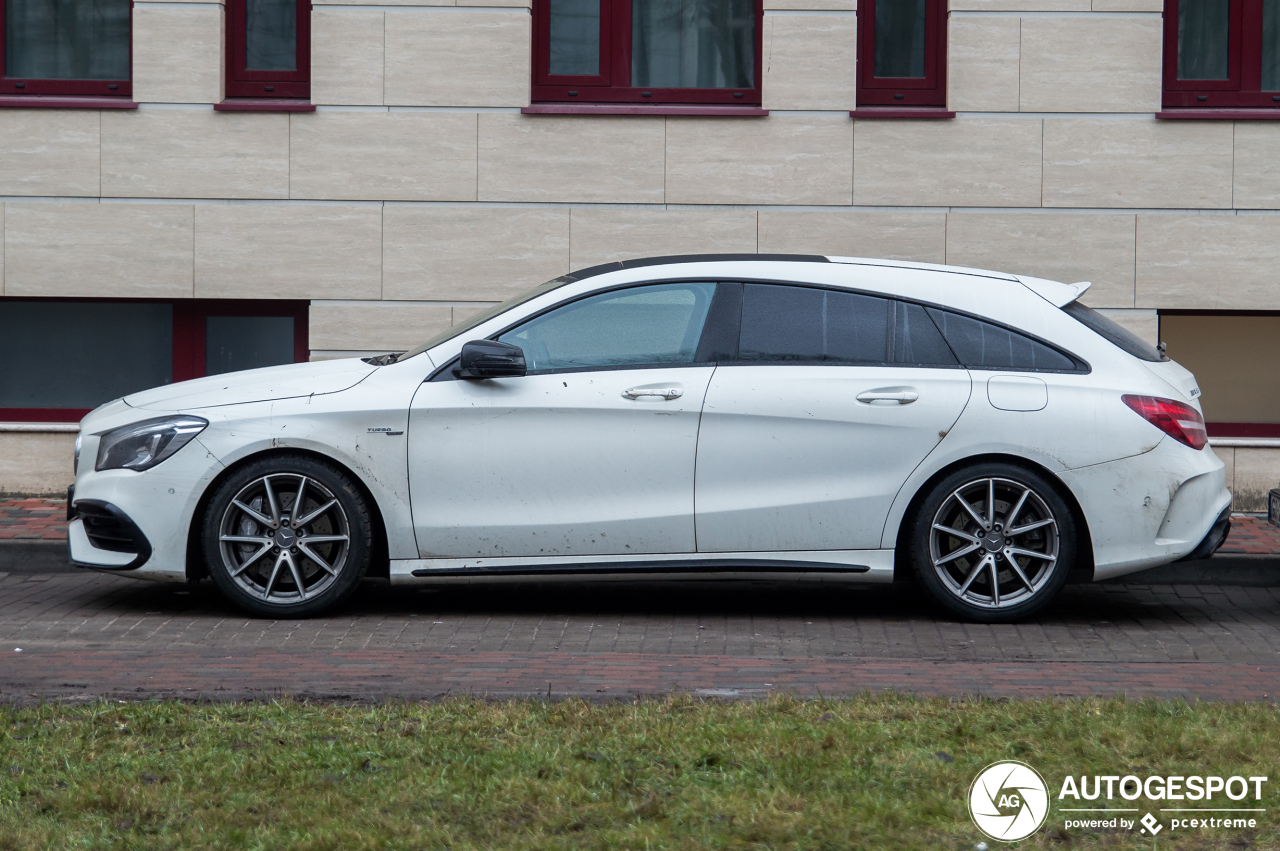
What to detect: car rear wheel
<box><xmin>909</xmin><ymin>463</ymin><xmax>1076</xmax><ymax>623</ymax></box>
<box><xmin>202</xmin><ymin>455</ymin><xmax>372</xmax><ymax>618</ymax></box>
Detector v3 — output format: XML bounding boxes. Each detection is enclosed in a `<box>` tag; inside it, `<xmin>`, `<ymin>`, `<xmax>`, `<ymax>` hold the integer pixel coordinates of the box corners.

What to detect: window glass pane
<box><xmin>1177</xmin><ymin>0</ymin><xmax>1229</xmax><ymax>80</ymax></box>
<box><xmin>1161</xmin><ymin>315</ymin><xmax>1280</xmax><ymax>425</ymax></box>
<box><xmin>4</xmin><ymin>0</ymin><xmax>129</xmax><ymax>80</ymax></box>
<box><xmin>549</xmin><ymin>0</ymin><xmax>600</xmax><ymax>75</ymax></box>
<box><xmin>1062</xmin><ymin>302</ymin><xmax>1165</xmax><ymax>363</ymax></box>
<box><xmin>1264</xmin><ymin>0</ymin><xmax>1280</xmax><ymax>90</ymax></box>
<box><xmin>0</xmin><ymin>303</ymin><xmax>172</xmax><ymax>409</ymax></box>
<box><xmin>739</xmin><ymin>284</ymin><xmax>890</xmax><ymax>363</ymax></box>
<box><xmin>874</xmin><ymin>0</ymin><xmax>926</xmax><ymax>79</ymax></box>
<box><xmin>205</xmin><ymin>316</ymin><xmax>296</xmax><ymax>376</ymax></box>
<box><xmin>893</xmin><ymin>302</ymin><xmax>957</xmax><ymax>366</ymax></box>
<box><xmin>499</xmin><ymin>283</ymin><xmax>716</xmax><ymax>371</ymax></box>
<box><xmin>245</xmin><ymin>0</ymin><xmax>297</xmax><ymax>71</ymax></box>
<box><xmin>926</xmin><ymin>307</ymin><xmax>1075</xmax><ymax>371</ymax></box>
<box><xmin>632</xmin><ymin>0</ymin><xmax>754</xmax><ymax>89</ymax></box>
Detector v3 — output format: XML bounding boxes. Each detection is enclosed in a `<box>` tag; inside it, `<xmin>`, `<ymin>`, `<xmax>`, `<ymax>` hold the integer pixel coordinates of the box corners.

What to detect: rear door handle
<box><xmin>856</xmin><ymin>389</ymin><xmax>919</xmax><ymax>404</ymax></box>
<box><xmin>623</xmin><ymin>387</ymin><xmax>683</xmax><ymax>400</ymax></box>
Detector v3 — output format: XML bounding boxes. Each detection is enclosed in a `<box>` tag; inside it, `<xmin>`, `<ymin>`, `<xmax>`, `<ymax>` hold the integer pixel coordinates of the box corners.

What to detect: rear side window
<box><xmin>1063</xmin><ymin>302</ymin><xmax>1167</xmax><ymax>363</ymax></box>
<box><xmin>739</xmin><ymin>284</ymin><xmax>891</xmax><ymax>363</ymax></box>
<box><xmin>892</xmin><ymin>302</ymin><xmax>959</xmax><ymax>366</ymax></box>
<box><xmin>926</xmin><ymin>307</ymin><xmax>1078</xmax><ymax>372</ymax></box>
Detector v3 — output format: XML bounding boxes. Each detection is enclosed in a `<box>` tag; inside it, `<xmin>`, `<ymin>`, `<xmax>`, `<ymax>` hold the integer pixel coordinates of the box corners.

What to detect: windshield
<box><xmin>1062</xmin><ymin>302</ymin><xmax>1167</xmax><ymax>363</ymax></box>
<box><xmin>395</xmin><ymin>276</ymin><xmax>573</xmax><ymax>362</ymax></box>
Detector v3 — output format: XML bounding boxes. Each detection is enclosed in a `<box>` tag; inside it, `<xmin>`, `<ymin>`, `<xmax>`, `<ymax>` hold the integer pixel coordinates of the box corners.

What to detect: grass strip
<box><xmin>1</xmin><ymin>694</ymin><xmax>1277</xmax><ymax>849</ymax></box>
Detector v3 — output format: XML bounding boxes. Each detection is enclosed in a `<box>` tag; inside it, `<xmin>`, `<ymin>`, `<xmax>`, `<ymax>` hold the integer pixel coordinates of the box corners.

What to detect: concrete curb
<box><xmin>1</xmin><ymin>539</ymin><xmax>1276</xmax><ymax>585</ymax></box>
<box><xmin>0</xmin><ymin>541</ymin><xmax>76</xmax><ymax>573</ymax></box>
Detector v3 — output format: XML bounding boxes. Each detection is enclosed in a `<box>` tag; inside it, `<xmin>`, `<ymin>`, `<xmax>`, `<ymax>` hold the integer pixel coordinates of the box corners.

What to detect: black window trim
<box><xmin>426</xmin><ymin>276</ymin><xmax>1091</xmax><ymax>381</ymax></box>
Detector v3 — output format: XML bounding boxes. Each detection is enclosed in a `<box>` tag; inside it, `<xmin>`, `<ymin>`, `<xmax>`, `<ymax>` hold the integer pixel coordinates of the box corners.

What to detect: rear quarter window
<box><xmin>926</xmin><ymin>307</ymin><xmax>1080</xmax><ymax>372</ymax></box>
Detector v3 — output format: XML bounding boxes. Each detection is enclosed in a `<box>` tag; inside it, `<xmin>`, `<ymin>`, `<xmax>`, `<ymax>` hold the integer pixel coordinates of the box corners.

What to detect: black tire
<box><xmin>202</xmin><ymin>454</ymin><xmax>373</xmax><ymax>618</ymax></box>
<box><xmin>908</xmin><ymin>461</ymin><xmax>1076</xmax><ymax>623</ymax></box>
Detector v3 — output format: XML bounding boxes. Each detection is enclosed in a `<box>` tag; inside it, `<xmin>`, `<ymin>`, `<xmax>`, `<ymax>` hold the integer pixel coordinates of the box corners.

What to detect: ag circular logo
<box><xmin>968</xmin><ymin>760</ymin><xmax>1050</xmax><ymax>842</ymax></box>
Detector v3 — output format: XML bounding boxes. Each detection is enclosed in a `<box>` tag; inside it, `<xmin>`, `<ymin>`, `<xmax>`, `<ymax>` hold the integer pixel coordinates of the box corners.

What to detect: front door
<box><xmin>694</xmin><ymin>283</ymin><xmax>972</xmax><ymax>553</ymax></box>
<box><xmin>408</xmin><ymin>281</ymin><xmax>721</xmax><ymax>559</ymax></box>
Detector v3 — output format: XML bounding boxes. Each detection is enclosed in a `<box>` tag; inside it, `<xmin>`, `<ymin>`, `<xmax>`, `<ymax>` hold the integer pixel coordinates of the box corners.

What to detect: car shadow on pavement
<box><xmin>64</xmin><ymin>572</ymin><xmax>1280</xmax><ymax>627</ymax></box>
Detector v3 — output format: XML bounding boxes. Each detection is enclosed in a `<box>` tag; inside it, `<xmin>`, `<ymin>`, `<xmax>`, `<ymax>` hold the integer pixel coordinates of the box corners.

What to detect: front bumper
<box><xmin>68</xmin><ymin>433</ymin><xmax>224</xmax><ymax>580</ymax></box>
<box><xmin>67</xmin><ymin>500</ymin><xmax>153</xmax><ymax>571</ymax></box>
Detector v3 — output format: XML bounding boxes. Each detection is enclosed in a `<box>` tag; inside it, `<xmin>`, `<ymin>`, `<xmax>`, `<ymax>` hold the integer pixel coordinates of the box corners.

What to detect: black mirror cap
<box><xmin>457</xmin><ymin>340</ymin><xmax>526</xmax><ymax>379</ymax></box>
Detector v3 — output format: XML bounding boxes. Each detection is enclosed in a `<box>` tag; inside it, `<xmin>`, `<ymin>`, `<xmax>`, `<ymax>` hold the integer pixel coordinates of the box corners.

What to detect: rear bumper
<box><xmin>1175</xmin><ymin>506</ymin><xmax>1231</xmax><ymax>563</ymax></box>
<box><xmin>1060</xmin><ymin>438</ymin><xmax>1233</xmax><ymax>581</ymax></box>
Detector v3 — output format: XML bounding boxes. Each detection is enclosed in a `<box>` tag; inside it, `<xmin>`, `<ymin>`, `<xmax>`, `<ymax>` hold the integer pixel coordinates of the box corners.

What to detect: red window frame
<box><xmin>0</xmin><ymin>0</ymin><xmax>132</xmax><ymax>98</ymax></box>
<box><xmin>0</xmin><ymin>299</ymin><xmax>309</xmax><ymax>423</ymax></box>
<box><xmin>225</xmin><ymin>0</ymin><xmax>311</xmax><ymax>100</ymax></box>
<box><xmin>1162</xmin><ymin>0</ymin><xmax>1280</xmax><ymax>108</ymax></box>
<box><xmin>856</xmin><ymin>0</ymin><xmax>948</xmax><ymax>107</ymax></box>
<box><xmin>531</xmin><ymin>0</ymin><xmax>763</xmax><ymax>105</ymax></box>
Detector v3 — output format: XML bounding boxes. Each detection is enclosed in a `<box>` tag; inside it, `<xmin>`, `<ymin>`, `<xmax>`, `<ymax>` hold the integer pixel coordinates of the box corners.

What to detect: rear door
<box><xmin>694</xmin><ymin>283</ymin><xmax>972</xmax><ymax>553</ymax></box>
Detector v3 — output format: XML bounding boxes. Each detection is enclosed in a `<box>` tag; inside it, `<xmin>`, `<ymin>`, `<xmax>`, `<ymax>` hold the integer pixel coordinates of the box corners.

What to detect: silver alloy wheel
<box><xmin>929</xmin><ymin>476</ymin><xmax>1060</xmax><ymax>610</ymax></box>
<box><xmin>217</xmin><ymin>473</ymin><xmax>350</xmax><ymax>605</ymax></box>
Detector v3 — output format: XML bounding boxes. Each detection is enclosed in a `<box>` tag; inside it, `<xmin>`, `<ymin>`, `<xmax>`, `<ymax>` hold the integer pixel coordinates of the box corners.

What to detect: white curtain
<box><xmin>4</xmin><ymin>0</ymin><xmax>129</xmax><ymax>79</ymax></box>
<box><xmin>631</xmin><ymin>0</ymin><xmax>754</xmax><ymax>89</ymax></box>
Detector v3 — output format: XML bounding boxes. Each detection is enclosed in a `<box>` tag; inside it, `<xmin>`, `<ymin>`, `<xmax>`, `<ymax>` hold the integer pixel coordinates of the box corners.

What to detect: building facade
<box><xmin>0</xmin><ymin>0</ymin><xmax>1277</xmax><ymax>509</ymax></box>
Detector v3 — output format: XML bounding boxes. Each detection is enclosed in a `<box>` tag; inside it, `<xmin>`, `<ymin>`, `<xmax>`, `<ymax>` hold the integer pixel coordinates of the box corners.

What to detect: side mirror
<box><xmin>457</xmin><ymin>340</ymin><xmax>526</xmax><ymax>379</ymax></box>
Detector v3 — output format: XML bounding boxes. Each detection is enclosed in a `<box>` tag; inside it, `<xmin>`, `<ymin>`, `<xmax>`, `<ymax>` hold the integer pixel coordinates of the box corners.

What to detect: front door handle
<box><xmin>623</xmin><ymin>387</ymin><xmax>683</xmax><ymax>400</ymax></box>
<box><xmin>856</xmin><ymin>389</ymin><xmax>919</xmax><ymax>404</ymax></box>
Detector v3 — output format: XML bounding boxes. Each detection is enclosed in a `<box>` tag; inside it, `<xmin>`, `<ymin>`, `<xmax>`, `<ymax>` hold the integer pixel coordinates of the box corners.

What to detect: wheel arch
<box><xmin>889</xmin><ymin>452</ymin><xmax>1094</xmax><ymax>581</ymax></box>
<box><xmin>185</xmin><ymin>447</ymin><xmax>390</xmax><ymax>582</ymax></box>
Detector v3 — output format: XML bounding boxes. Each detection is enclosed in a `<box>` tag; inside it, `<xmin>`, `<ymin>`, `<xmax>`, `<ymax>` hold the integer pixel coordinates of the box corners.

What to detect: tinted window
<box><xmin>739</xmin><ymin>284</ymin><xmax>890</xmax><ymax>363</ymax></box>
<box><xmin>1062</xmin><ymin>302</ymin><xmax>1165</xmax><ymax>363</ymax></box>
<box><xmin>205</xmin><ymin>316</ymin><xmax>295</xmax><ymax>376</ymax></box>
<box><xmin>892</xmin><ymin>301</ymin><xmax>958</xmax><ymax>366</ymax></box>
<box><xmin>0</xmin><ymin>302</ymin><xmax>172</xmax><ymax>408</ymax></box>
<box><xmin>926</xmin><ymin>307</ymin><xmax>1077</xmax><ymax>371</ymax></box>
<box><xmin>499</xmin><ymin>282</ymin><xmax>716</xmax><ymax>372</ymax></box>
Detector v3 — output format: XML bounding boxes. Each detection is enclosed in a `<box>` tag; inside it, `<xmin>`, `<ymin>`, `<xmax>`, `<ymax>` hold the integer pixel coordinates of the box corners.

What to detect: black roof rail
<box><xmin>555</xmin><ymin>253</ymin><xmax>830</xmax><ymax>284</ymax></box>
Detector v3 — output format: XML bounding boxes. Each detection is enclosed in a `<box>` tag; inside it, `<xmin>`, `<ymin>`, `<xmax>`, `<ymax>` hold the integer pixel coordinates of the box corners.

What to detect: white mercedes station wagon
<box><xmin>67</xmin><ymin>255</ymin><xmax>1232</xmax><ymax>623</ymax></box>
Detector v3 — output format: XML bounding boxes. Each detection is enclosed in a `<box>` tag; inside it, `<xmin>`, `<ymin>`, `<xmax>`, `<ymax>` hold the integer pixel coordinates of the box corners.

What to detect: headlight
<box><xmin>95</xmin><ymin>416</ymin><xmax>208</xmax><ymax>472</ymax></box>
<box><xmin>74</xmin><ymin>432</ymin><xmax>82</xmax><ymax>476</ymax></box>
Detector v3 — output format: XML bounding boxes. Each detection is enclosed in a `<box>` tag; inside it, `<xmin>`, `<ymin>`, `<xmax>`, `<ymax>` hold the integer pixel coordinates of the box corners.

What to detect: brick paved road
<box><xmin>2</xmin><ymin>571</ymin><xmax>1279</xmax><ymax>702</ymax></box>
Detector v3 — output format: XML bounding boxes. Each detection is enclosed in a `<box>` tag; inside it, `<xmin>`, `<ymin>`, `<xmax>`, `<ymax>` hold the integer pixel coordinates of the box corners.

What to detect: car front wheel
<box><xmin>909</xmin><ymin>463</ymin><xmax>1076</xmax><ymax>623</ymax></box>
<box><xmin>202</xmin><ymin>455</ymin><xmax>372</xmax><ymax>618</ymax></box>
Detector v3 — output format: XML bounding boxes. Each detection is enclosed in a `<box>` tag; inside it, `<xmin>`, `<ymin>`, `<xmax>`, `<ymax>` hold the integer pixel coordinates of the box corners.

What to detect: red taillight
<box><xmin>1122</xmin><ymin>394</ymin><xmax>1208</xmax><ymax>450</ymax></box>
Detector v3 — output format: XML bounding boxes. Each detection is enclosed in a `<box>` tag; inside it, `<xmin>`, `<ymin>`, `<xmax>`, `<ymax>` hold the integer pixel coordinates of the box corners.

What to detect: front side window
<box><xmin>1163</xmin><ymin>0</ymin><xmax>1280</xmax><ymax>108</ymax></box>
<box><xmin>499</xmin><ymin>282</ymin><xmax>716</xmax><ymax>372</ymax></box>
<box><xmin>856</xmin><ymin>0</ymin><xmax>946</xmax><ymax>107</ymax></box>
<box><xmin>533</xmin><ymin>0</ymin><xmax>760</xmax><ymax>104</ymax></box>
<box><xmin>1</xmin><ymin>0</ymin><xmax>130</xmax><ymax>97</ymax></box>
<box><xmin>0</xmin><ymin>299</ymin><xmax>308</xmax><ymax>422</ymax></box>
<box><xmin>226</xmin><ymin>0</ymin><xmax>310</xmax><ymax>99</ymax></box>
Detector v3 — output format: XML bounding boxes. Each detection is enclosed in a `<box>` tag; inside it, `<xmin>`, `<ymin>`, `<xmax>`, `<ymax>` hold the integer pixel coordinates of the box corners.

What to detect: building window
<box><xmin>0</xmin><ymin>300</ymin><xmax>308</xmax><ymax>423</ymax></box>
<box><xmin>532</xmin><ymin>0</ymin><xmax>762</xmax><ymax>104</ymax></box>
<box><xmin>856</xmin><ymin>0</ymin><xmax>947</xmax><ymax>108</ymax></box>
<box><xmin>1159</xmin><ymin>313</ymin><xmax>1280</xmax><ymax>438</ymax></box>
<box><xmin>1163</xmin><ymin>0</ymin><xmax>1280</xmax><ymax>108</ymax></box>
<box><xmin>226</xmin><ymin>0</ymin><xmax>310</xmax><ymax>99</ymax></box>
<box><xmin>0</xmin><ymin>0</ymin><xmax>131</xmax><ymax>97</ymax></box>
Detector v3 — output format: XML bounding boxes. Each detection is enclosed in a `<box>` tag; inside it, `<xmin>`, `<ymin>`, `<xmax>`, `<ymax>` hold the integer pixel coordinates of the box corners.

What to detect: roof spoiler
<box><xmin>1018</xmin><ymin>275</ymin><xmax>1092</xmax><ymax>307</ymax></box>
